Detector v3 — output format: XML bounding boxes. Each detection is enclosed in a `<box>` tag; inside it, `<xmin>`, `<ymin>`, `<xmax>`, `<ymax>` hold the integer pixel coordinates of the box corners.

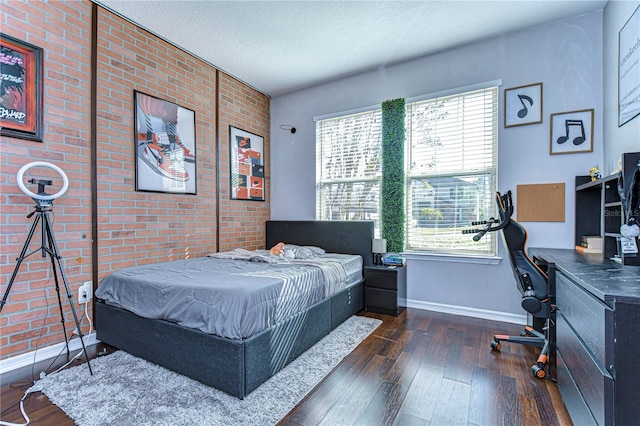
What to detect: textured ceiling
<box><xmin>96</xmin><ymin>0</ymin><xmax>608</xmax><ymax>97</ymax></box>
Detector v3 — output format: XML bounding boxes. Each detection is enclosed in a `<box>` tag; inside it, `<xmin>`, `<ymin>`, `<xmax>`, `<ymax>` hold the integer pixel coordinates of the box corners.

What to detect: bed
<box><xmin>95</xmin><ymin>220</ymin><xmax>374</xmax><ymax>398</ymax></box>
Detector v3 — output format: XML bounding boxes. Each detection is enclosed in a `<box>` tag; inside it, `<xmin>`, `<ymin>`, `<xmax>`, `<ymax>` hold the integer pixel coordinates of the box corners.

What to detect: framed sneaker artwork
<box><xmin>229</xmin><ymin>125</ymin><xmax>265</xmax><ymax>201</ymax></box>
<box><xmin>134</xmin><ymin>91</ymin><xmax>197</xmax><ymax>194</ymax></box>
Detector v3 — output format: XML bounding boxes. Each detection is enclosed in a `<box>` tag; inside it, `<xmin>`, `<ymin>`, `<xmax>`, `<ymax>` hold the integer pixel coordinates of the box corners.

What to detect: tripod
<box><xmin>1</xmin><ymin>198</ymin><xmax>93</xmax><ymax>375</ymax></box>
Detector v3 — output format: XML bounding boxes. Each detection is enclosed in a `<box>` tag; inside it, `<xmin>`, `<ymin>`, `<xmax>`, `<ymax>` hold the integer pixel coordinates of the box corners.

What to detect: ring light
<box><xmin>17</xmin><ymin>161</ymin><xmax>69</xmax><ymax>201</ymax></box>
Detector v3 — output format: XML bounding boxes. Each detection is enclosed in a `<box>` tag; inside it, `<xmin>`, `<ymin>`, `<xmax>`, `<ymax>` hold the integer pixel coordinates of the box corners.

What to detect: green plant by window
<box><xmin>381</xmin><ymin>98</ymin><xmax>405</xmax><ymax>253</ymax></box>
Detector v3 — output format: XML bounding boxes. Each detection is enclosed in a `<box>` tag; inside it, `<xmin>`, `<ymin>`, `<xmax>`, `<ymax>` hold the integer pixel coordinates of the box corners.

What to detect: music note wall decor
<box><xmin>504</xmin><ymin>82</ymin><xmax>543</xmax><ymax>128</ymax></box>
<box><xmin>550</xmin><ymin>109</ymin><xmax>594</xmax><ymax>155</ymax></box>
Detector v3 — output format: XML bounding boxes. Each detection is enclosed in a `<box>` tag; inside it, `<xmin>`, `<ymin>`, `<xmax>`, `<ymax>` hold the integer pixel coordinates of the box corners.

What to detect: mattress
<box><xmin>95</xmin><ymin>253</ymin><xmax>362</xmax><ymax>340</ymax></box>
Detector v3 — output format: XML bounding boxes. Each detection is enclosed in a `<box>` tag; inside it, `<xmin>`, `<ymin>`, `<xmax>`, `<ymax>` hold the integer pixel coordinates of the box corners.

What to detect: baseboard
<box><xmin>406</xmin><ymin>299</ymin><xmax>527</xmax><ymax>325</ymax></box>
<box><xmin>0</xmin><ymin>334</ymin><xmax>100</xmax><ymax>374</ymax></box>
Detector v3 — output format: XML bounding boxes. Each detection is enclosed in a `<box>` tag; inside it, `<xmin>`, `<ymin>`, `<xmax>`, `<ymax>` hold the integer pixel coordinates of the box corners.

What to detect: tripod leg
<box><xmin>1</xmin><ymin>215</ymin><xmax>41</xmax><ymax>313</ymax></box>
<box><xmin>43</xmin><ymin>213</ymin><xmax>94</xmax><ymax>375</ymax></box>
<box><xmin>47</xmin><ymin>244</ymin><xmax>72</xmax><ymax>355</ymax></box>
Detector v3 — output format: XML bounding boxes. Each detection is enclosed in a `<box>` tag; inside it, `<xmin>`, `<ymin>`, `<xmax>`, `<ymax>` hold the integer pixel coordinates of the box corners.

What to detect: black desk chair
<box><xmin>465</xmin><ymin>191</ymin><xmax>555</xmax><ymax>379</ymax></box>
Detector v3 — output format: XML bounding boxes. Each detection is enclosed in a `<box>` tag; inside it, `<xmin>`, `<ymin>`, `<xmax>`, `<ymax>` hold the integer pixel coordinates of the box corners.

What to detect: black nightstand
<box><xmin>364</xmin><ymin>265</ymin><xmax>406</xmax><ymax>316</ymax></box>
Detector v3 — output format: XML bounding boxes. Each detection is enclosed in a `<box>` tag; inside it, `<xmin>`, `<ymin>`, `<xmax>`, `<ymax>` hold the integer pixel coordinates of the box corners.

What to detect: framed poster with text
<box><xmin>0</xmin><ymin>33</ymin><xmax>43</xmax><ymax>141</ymax></box>
<box><xmin>619</xmin><ymin>5</ymin><xmax>640</xmax><ymax>126</ymax></box>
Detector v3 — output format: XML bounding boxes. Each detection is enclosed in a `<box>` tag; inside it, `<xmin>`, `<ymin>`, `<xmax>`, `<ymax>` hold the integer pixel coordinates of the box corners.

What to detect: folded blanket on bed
<box><xmin>209</xmin><ymin>250</ymin><xmax>348</xmax><ymax>297</ymax></box>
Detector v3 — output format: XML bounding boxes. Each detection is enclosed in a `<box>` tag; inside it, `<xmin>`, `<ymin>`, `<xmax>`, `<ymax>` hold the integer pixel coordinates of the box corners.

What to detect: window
<box><xmin>315</xmin><ymin>84</ymin><xmax>498</xmax><ymax>256</ymax></box>
<box><xmin>316</xmin><ymin>109</ymin><xmax>382</xmax><ymax>235</ymax></box>
<box><xmin>405</xmin><ymin>86</ymin><xmax>498</xmax><ymax>255</ymax></box>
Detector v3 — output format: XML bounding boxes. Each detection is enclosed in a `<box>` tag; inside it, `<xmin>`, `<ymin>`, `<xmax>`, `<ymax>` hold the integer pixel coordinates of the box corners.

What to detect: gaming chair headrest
<box><xmin>496</xmin><ymin>191</ymin><xmax>513</xmax><ymax>223</ymax></box>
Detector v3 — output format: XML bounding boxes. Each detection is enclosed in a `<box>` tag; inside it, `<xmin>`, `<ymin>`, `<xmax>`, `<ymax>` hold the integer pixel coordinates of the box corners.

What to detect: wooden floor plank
<box><xmin>467</xmin><ymin>366</ymin><xmax>499</xmax><ymax>426</ymax></box>
<box><xmin>394</xmin><ymin>362</ymin><xmax>446</xmax><ymax>423</ymax></box>
<box><xmin>355</xmin><ymin>381</ymin><xmax>403</xmax><ymax>426</ymax></box>
<box><xmin>317</xmin><ymin>354</ymin><xmax>391</xmax><ymax>425</ymax></box>
<box><xmin>357</xmin><ymin>345</ymin><xmax>426</xmax><ymax>425</ymax></box>
<box><xmin>429</xmin><ymin>377</ymin><xmax>471</xmax><ymax>425</ymax></box>
<box><xmin>377</xmin><ymin>329</ymin><xmax>414</xmax><ymax>360</ymax></box>
<box><xmin>497</xmin><ymin>374</ymin><xmax>522</xmax><ymax>425</ymax></box>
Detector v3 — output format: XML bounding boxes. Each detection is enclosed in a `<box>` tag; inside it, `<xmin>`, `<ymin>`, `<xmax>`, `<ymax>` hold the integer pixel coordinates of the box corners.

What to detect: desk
<box><xmin>530</xmin><ymin>248</ymin><xmax>640</xmax><ymax>426</ymax></box>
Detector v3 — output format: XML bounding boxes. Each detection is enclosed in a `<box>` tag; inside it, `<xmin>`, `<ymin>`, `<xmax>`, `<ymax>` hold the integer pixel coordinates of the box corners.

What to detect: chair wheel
<box><xmin>491</xmin><ymin>340</ymin><xmax>501</xmax><ymax>351</ymax></box>
<box><xmin>531</xmin><ymin>364</ymin><xmax>545</xmax><ymax>378</ymax></box>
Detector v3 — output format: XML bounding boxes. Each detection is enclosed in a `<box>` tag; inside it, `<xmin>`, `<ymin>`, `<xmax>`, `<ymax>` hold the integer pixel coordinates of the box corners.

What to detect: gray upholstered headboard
<box><xmin>265</xmin><ymin>220</ymin><xmax>374</xmax><ymax>267</ymax></box>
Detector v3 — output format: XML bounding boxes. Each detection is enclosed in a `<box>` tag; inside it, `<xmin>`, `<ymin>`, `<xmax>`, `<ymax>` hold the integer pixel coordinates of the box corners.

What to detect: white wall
<box><xmin>270</xmin><ymin>11</ymin><xmax>604</xmax><ymax>318</ymax></box>
<box><xmin>604</xmin><ymin>1</ymin><xmax>640</xmax><ymax>172</ymax></box>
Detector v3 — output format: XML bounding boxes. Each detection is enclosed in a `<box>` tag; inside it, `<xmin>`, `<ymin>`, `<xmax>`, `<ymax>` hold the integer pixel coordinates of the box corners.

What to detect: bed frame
<box><xmin>96</xmin><ymin>220</ymin><xmax>374</xmax><ymax>398</ymax></box>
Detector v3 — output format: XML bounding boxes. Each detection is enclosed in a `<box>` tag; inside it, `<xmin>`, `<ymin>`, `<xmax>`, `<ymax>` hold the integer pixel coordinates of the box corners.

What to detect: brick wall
<box><xmin>0</xmin><ymin>0</ymin><xmax>270</xmax><ymax>361</ymax></box>
<box><xmin>0</xmin><ymin>0</ymin><xmax>94</xmax><ymax>359</ymax></box>
<box><xmin>94</xmin><ymin>9</ymin><xmax>221</xmax><ymax>277</ymax></box>
<box><xmin>217</xmin><ymin>73</ymin><xmax>271</xmax><ymax>251</ymax></box>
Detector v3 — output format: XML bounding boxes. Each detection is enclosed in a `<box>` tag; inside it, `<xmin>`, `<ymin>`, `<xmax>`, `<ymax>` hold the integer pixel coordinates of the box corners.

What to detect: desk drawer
<box><xmin>556</xmin><ymin>272</ymin><xmax>611</xmax><ymax>365</ymax></box>
<box><xmin>557</xmin><ymin>313</ymin><xmax>614</xmax><ymax>426</ymax></box>
<box><xmin>556</xmin><ymin>350</ymin><xmax>598</xmax><ymax>426</ymax></box>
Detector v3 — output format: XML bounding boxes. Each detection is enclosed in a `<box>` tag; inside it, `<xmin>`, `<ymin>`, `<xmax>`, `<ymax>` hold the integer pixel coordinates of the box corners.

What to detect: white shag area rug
<box><xmin>41</xmin><ymin>315</ymin><xmax>381</xmax><ymax>426</ymax></box>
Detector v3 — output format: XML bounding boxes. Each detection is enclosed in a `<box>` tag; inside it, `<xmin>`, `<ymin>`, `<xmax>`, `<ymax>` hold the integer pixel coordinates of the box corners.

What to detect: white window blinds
<box><xmin>405</xmin><ymin>86</ymin><xmax>498</xmax><ymax>255</ymax></box>
<box><xmin>316</xmin><ymin>109</ymin><xmax>382</xmax><ymax>234</ymax></box>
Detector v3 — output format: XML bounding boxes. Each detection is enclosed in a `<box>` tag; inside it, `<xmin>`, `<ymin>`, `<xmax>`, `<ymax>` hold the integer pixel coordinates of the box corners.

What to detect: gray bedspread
<box><xmin>96</xmin><ymin>254</ymin><xmax>361</xmax><ymax>340</ymax></box>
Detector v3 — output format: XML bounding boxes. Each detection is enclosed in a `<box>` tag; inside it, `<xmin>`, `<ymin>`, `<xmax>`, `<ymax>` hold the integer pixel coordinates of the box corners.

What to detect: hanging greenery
<box><xmin>381</xmin><ymin>98</ymin><xmax>405</xmax><ymax>253</ymax></box>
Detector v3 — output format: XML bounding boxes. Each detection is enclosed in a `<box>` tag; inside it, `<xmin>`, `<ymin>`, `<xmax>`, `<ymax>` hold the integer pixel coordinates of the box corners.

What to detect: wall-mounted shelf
<box><xmin>575</xmin><ymin>152</ymin><xmax>640</xmax><ymax>266</ymax></box>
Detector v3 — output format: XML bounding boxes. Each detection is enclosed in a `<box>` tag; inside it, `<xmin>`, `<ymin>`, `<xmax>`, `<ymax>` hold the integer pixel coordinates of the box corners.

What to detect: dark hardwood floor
<box><xmin>279</xmin><ymin>309</ymin><xmax>571</xmax><ymax>425</ymax></box>
<box><xmin>1</xmin><ymin>308</ymin><xmax>572</xmax><ymax>425</ymax></box>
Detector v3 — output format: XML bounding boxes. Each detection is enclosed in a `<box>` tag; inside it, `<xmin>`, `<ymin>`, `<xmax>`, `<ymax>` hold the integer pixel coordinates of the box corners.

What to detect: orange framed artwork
<box><xmin>0</xmin><ymin>33</ymin><xmax>44</xmax><ymax>142</ymax></box>
<box><xmin>230</xmin><ymin>125</ymin><xmax>265</xmax><ymax>201</ymax></box>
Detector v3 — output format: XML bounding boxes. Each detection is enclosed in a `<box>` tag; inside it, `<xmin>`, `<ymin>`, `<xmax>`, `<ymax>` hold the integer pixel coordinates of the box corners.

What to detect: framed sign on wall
<box><xmin>230</xmin><ymin>126</ymin><xmax>265</xmax><ymax>201</ymax></box>
<box><xmin>618</xmin><ymin>5</ymin><xmax>640</xmax><ymax>126</ymax></box>
<box><xmin>0</xmin><ymin>33</ymin><xmax>44</xmax><ymax>141</ymax></box>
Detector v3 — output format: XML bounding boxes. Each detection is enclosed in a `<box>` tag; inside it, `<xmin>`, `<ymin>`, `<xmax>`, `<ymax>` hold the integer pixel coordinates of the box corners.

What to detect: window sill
<box><xmin>401</xmin><ymin>251</ymin><xmax>502</xmax><ymax>265</ymax></box>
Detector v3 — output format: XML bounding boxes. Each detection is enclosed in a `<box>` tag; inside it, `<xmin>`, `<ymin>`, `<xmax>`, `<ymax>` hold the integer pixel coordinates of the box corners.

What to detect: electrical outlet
<box><xmin>78</xmin><ymin>281</ymin><xmax>92</xmax><ymax>303</ymax></box>
<box><xmin>78</xmin><ymin>287</ymin><xmax>88</xmax><ymax>303</ymax></box>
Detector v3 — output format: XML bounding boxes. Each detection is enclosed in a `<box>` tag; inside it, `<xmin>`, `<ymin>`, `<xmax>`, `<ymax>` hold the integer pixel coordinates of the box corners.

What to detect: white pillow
<box><xmin>283</xmin><ymin>244</ymin><xmax>324</xmax><ymax>259</ymax></box>
<box><xmin>303</xmin><ymin>245</ymin><xmax>326</xmax><ymax>256</ymax></box>
<box><xmin>282</xmin><ymin>249</ymin><xmax>296</xmax><ymax>259</ymax></box>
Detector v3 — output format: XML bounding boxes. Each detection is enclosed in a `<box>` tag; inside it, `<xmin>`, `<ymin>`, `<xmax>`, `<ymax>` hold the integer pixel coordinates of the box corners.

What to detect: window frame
<box><xmin>315</xmin><ymin>108</ymin><xmax>383</xmax><ymax>234</ymax></box>
<box><xmin>404</xmin><ymin>83</ymin><xmax>500</xmax><ymax>256</ymax></box>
